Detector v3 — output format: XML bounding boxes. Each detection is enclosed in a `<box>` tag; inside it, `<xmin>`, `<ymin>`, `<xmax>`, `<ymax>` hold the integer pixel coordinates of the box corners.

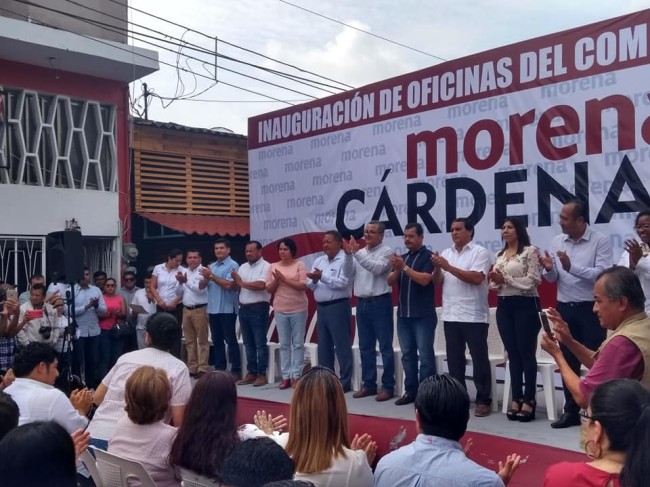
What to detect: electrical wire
<box><xmin>277</xmin><ymin>0</ymin><xmax>447</xmax><ymax>61</ymax></box>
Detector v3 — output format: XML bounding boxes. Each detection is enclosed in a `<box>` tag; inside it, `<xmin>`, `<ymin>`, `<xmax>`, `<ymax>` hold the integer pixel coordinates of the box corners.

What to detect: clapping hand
<box><xmin>351</xmin><ymin>433</ymin><xmax>378</xmax><ymax>465</ymax></box>
<box><xmin>70</xmin><ymin>388</ymin><xmax>93</xmax><ymax>415</ymax></box>
<box><xmin>430</xmin><ymin>252</ymin><xmax>449</xmax><ymax>271</ymax></box>
<box><xmin>556</xmin><ymin>251</ymin><xmax>571</xmax><ymax>272</ymax></box>
<box><xmin>175</xmin><ymin>271</ymin><xmax>187</xmax><ymax>284</ymax></box>
<box><xmin>539</xmin><ymin>251</ymin><xmax>553</xmax><ymax>271</ymax></box>
<box><xmin>253</xmin><ymin>410</ymin><xmax>287</xmax><ymax>434</ymax></box>
<box><xmin>273</xmin><ymin>269</ymin><xmax>285</xmax><ymax>282</ymax></box>
<box><xmin>306</xmin><ymin>268</ymin><xmax>322</xmax><ymax>281</ymax></box>
<box><xmin>390</xmin><ymin>254</ymin><xmax>405</xmax><ymax>271</ymax></box>
<box><xmin>70</xmin><ymin>429</ymin><xmax>91</xmax><ymax>461</ymax></box>
<box><xmin>497</xmin><ymin>453</ymin><xmax>521</xmax><ymax>485</ymax></box>
<box><xmin>624</xmin><ymin>239</ymin><xmax>644</xmax><ymax>267</ymax></box>
<box><xmin>488</xmin><ymin>269</ymin><xmax>505</xmax><ymax>286</ymax></box>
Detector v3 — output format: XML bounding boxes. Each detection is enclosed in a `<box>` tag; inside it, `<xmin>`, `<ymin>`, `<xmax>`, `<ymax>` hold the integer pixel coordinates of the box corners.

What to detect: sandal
<box><xmin>517</xmin><ymin>400</ymin><xmax>536</xmax><ymax>422</ymax></box>
<box><xmin>506</xmin><ymin>399</ymin><xmax>523</xmax><ymax>421</ymax></box>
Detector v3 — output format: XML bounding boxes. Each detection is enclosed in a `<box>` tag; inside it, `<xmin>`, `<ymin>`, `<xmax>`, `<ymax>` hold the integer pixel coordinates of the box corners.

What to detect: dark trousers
<box><xmin>496</xmin><ymin>296</ymin><xmax>540</xmax><ymax>403</ymax></box>
<box><xmin>316</xmin><ymin>299</ymin><xmax>353</xmax><ymax>391</ymax></box>
<box><xmin>209</xmin><ymin>313</ymin><xmax>241</xmax><ymax>374</ymax></box>
<box><xmin>98</xmin><ymin>329</ymin><xmax>124</xmax><ymax>380</ymax></box>
<box><xmin>444</xmin><ymin>321</ymin><xmax>492</xmax><ymax>405</ymax></box>
<box><xmin>398</xmin><ymin>315</ymin><xmax>437</xmax><ymax>398</ymax></box>
<box><xmin>73</xmin><ymin>335</ymin><xmax>99</xmax><ymax>389</ymax></box>
<box><xmin>357</xmin><ymin>294</ymin><xmax>395</xmax><ymax>393</ymax></box>
<box><xmin>239</xmin><ymin>303</ymin><xmax>270</xmax><ymax>375</ymax></box>
<box><xmin>156</xmin><ymin>304</ymin><xmax>183</xmax><ymax>359</ymax></box>
<box><xmin>556</xmin><ymin>301</ymin><xmax>605</xmax><ymax>414</ymax></box>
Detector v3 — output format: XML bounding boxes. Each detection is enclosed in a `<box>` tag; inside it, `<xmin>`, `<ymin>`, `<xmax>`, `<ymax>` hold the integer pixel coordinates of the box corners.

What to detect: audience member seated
<box><xmin>3</xmin><ymin>343</ymin><xmax>91</xmax><ymax>433</ymax></box>
<box><xmin>221</xmin><ymin>437</ymin><xmax>295</xmax><ymax>487</ymax></box>
<box><xmin>108</xmin><ymin>365</ymin><xmax>179</xmax><ymax>487</ymax></box>
<box><xmin>0</xmin><ymin>420</ymin><xmax>78</xmax><ymax>487</ymax></box>
<box><xmin>543</xmin><ymin>379</ymin><xmax>650</xmax><ymax>487</ymax></box>
<box><xmin>283</xmin><ymin>366</ymin><xmax>376</xmax><ymax>487</ymax></box>
<box><xmin>263</xmin><ymin>482</ymin><xmax>315</xmax><ymax>487</ymax></box>
<box><xmin>375</xmin><ymin>374</ymin><xmax>520</xmax><ymax>486</ymax></box>
<box><xmin>541</xmin><ymin>266</ymin><xmax>650</xmax><ymax>409</ymax></box>
<box><xmin>0</xmin><ymin>391</ymin><xmax>18</xmax><ymax>441</ymax></box>
<box><xmin>170</xmin><ymin>370</ymin><xmax>240</xmax><ymax>483</ymax></box>
<box><xmin>89</xmin><ymin>312</ymin><xmax>191</xmax><ymax>448</ymax></box>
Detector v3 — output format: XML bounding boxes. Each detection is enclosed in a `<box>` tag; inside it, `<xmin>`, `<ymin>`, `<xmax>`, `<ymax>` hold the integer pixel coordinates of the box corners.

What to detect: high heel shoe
<box><xmin>517</xmin><ymin>400</ymin><xmax>536</xmax><ymax>422</ymax></box>
<box><xmin>506</xmin><ymin>399</ymin><xmax>523</xmax><ymax>421</ymax></box>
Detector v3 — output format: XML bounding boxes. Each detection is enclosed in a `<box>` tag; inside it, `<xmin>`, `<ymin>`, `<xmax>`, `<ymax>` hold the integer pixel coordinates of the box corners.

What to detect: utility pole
<box><xmin>142</xmin><ymin>83</ymin><xmax>150</xmax><ymax>120</ymax></box>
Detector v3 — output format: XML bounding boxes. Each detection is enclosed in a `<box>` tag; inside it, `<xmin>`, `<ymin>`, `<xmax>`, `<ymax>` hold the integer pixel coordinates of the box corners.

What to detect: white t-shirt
<box><xmin>88</xmin><ymin>347</ymin><xmax>192</xmax><ymax>441</ymax></box>
<box><xmin>131</xmin><ymin>289</ymin><xmax>157</xmax><ymax>330</ymax></box>
<box><xmin>4</xmin><ymin>377</ymin><xmax>87</xmax><ymax>433</ymax></box>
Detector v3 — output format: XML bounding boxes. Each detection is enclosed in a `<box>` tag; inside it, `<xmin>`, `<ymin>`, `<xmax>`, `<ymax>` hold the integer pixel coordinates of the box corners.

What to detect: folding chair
<box><xmin>179</xmin><ymin>467</ymin><xmax>220</xmax><ymax>487</ymax></box>
<box><xmin>79</xmin><ymin>450</ymin><xmax>104</xmax><ymax>487</ymax></box>
<box><xmin>91</xmin><ymin>446</ymin><xmax>157</xmax><ymax>487</ymax></box>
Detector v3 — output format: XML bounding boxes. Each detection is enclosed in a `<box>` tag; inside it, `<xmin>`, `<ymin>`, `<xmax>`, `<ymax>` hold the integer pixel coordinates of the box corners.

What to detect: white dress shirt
<box><xmin>440</xmin><ymin>242</ymin><xmax>491</xmax><ymax>323</ymax></box>
<box><xmin>352</xmin><ymin>243</ymin><xmax>393</xmax><ymax>298</ymax></box>
<box><xmin>543</xmin><ymin>226</ymin><xmax>613</xmax><ymax>303</ymax></box>
<box><xmin>4</xmin><ymin>377</ymin><xmax>88</xmax><ymax>433</ymax></box>
<box><xmin>307</xmin><ymin>250</ymin><xmax>353</xmax><ymax>302</ymax></box>
<box><xmin>131</xmin><ymin>289</ymin><xmax>157</xmax><ymax>330</ymax></box>
<box><xmin>152</xmin><ymin>263</ymin><xmax>186</xmax><ymax>304</ymax></box>
<box><xmin>238</xmin><ymin>258</ymin><xmax>271</xmax><ymax>304</ymax></box>
<box><xmin>16</xmin><ymin>302</ymin><xmax>59</xmax><ymax>347</ymax></box>
<box><xmin>618</xmin><ymin>247</ymin><xmax>650</xmax><ymax>313</ymax></box>
<box><xmin>181</xmin><ymin>265</ymin><xmax>208</xmax><ymax>307</ymax></box>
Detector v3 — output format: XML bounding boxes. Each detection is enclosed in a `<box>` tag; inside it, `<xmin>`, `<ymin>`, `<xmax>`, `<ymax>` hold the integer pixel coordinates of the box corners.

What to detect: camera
<box><xmin>38</xmin><ymin>326</ymin><xmax>52</xmax><ymax>340</ymax></box>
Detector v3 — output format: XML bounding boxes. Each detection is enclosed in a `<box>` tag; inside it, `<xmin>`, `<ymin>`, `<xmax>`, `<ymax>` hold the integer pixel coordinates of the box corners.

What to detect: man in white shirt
<box><xmin>131</xmin><ymin>274</ymin><xmax>157</xmax><ymax>349</ymax></box>
<box><xmin>15</xmin><ymin>283</ymin><xmax>59</xmax><ymax>347</ymax></box>
<box><xmin>539</xmin><ymin>199</ymin><xmax>613</xmax><ymax>428</ymax></box>
<box><xmin>432</xmin><ymin>218</ymin><xmax>492</xmax><ymax>417</ymax></box>
<box><xmin>18</xmin><ymin>274</ymin><xmax>45</xmax><ymax>305</ymax></box>
<box><xmin>307</xmin><ymin>230</ymin><xmax>355</xmax><ymax>392</ymax></box>
<box><xmin>177</xmin><ymin>249</ymin><xmax>210</xmax><ymax>377</ymax></box>
<box><xmin>233</xmin><ymin>241</ymin><xmax>271</xmax><ymax>386</ymax></box>
<box><xmin>345</xmin><ymin>221</ymin><xmax>396</xmax><ymax>402</ymax></box>
<box><xmin>4</xmin><ymin>343</ymin><xmax>92</xmax><ymax>433</ymax></box>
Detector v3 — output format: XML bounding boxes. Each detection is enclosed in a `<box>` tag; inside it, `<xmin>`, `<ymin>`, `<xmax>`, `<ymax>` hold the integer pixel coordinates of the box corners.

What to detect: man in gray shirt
<box><xmin>540</xmin><ymin>199</ymin><xmax>612</xmax><ymax>428</ymax></box>
<box><xmin>374</xmin><ymin>374</ymin><xmax>520</xmax><ymax>487</ymax></box>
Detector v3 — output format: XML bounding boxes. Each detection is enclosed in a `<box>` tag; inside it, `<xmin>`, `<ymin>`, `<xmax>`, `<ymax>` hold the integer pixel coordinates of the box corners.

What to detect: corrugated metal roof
<box><xmin>132</xmin><ymin>117</ymin><xmax>247</xmax><ymax>140</ymax></box>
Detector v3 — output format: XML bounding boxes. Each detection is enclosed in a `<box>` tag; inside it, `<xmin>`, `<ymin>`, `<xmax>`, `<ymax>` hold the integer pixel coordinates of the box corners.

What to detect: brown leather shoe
<box><xmin>231</xmin><ymin>372</ymin><xmax>242</xmax><ymax>383</ymax></box>
<box><xmin>375</xmin><ymin>391</ymin><xmax>394</xmax><ymax>402</ymax></box>
<box><xmin>253</xmin><ymin>375</ymin><xmax>268</xmax><ymax>387</ymax></box>
<box><xmin>236</xmin><ymin>373</ymin><xmax>257</xmax><ymax>385</ymax></box>
<box><xmin>474</xmin><ymin>404</ymin><xmax>491</xmax><ymax>417</ymax></box>
<box><xmin>278</xmin><ymin>379</ymin><xmax>291</xmax><ymax>390</ymax></box>
<box><xmin>352</xmin><ymin>388</ymin><xmax>376</xmax><ymax>399</ymax></box>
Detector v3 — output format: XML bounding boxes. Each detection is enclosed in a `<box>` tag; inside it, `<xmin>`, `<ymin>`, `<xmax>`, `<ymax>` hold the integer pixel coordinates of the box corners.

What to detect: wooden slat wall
<box><xmin>133</xmin><ymin>125</ymin><xmax>249</xmax><ymax>216</ymax></box>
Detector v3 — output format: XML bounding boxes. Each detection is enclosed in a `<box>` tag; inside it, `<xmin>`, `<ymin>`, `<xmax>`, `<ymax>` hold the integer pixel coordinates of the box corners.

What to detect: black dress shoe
<box><xmin>550</xmin><ymin>412</ymin><xmax>580</xmax><ymax>428</ymax></box>
<box><xmin>394</xmin><ymin>394</ymin><xmax>415</xmax><ymax>406</ymax></box>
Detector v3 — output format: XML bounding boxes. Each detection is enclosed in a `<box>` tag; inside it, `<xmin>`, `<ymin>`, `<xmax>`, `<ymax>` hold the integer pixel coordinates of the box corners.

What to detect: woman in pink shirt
<box><xmin>266</xmin><ymin>238</ymin><xmax>308</xmax><ymax>389</ymax></box>
<box><xmin>98</xmin><ymin>278</ymin><xmax>127</xmax><ymax>380</ymax></box>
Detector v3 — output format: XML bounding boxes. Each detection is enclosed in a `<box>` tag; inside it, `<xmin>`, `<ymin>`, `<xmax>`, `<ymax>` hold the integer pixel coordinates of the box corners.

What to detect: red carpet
<box><xmin>237</xmin><ymin>397</ymin><xmax>585</xmax><ymax>487</ymax></box>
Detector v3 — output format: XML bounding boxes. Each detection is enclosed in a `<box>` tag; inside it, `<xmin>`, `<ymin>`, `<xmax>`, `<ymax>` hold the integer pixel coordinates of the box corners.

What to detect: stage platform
<box><xmin>234</xmin><ymin>380</ymin><xmax>585</xmax><ymax>487</ymax></box>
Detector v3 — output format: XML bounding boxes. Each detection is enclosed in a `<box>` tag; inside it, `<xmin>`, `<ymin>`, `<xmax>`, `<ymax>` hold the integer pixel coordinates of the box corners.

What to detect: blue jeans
<box><xmin>397</xmin><ymin>315</ymin><xmax>437</xmax><ymax>397</ymax></box>
<box><xmin>316</xmin><ymin>299</ymin><xmax>353</xmax><ymax>391</ymax></box>
<box><xmin>98</xmin><ymin>329</ymin><xmax>124</xmax><ymax>380</ymax></box>
<box><xmin>209</xmin><ymin>313</ymin><xmax>241</xmax><ymax>374</ymax></box>
<box><xmin>275</xmin><ymin>310</ymin><xmax>306</xmax><ymax>379</ymax></box>
<box><xmin>357</xmin><ymin>294</ymin><xmax>395</xmax><ymax>393</ymax></box>
<box><xmin>239</xmin><ymin>303</ymin><xmax>270</xmax><ymax>375</ymax></box>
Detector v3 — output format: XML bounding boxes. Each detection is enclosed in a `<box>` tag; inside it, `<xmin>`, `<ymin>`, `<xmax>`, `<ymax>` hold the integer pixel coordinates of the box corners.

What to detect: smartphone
<box><xmin>539</xmin><ymin>311</ymin><xmax>554</xmax><ymax>339</ymax></box>
<box><xmin>30</xmin><ymin>309</ymin><xmax>44</xmax><ymax>319</ymax></box>
<box><xmin>5</xmin><ymin>288</ymin><xmax>17</xmax><ymax>302</ymax></box>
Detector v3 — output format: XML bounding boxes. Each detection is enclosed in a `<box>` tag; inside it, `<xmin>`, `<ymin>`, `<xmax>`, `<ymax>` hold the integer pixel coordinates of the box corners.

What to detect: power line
<box><xmin>102</xmin><ymin>0</ymin><xmax>355</xmax><ymax>90</ymax></box>
<box><xmin>14</xmin><ymin>0</ymin><xmax>324</xmax><ymax>99</ymax></box>
<box><xmin>58</xmin><ymin>0</ymin><xmax>347</xmax><ymax>93</ymax></box>
<box><xmin>277</xmin><ymin>0</ymin><xmax>447</xmax><ymax>62</ymax></box>
<box><xmin>0</xmin><ymin>5</ymin><xmax>295</xmax><ymax>106</ymax></box>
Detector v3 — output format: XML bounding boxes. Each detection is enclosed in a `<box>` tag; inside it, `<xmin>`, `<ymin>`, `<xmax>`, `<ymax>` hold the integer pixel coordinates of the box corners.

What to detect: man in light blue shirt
<box><xmin>201</xmin><ymin>239</ymin><xmax>241</xmax><ymax>380</ymax></box>
<box><xmin>307</xmin><ymin>230</ymin><xmax>354</xmax><ymax>392</ymax></box>
<box><xmin>374</xmin><ymin>374</ymin><xmax>520</xmax><ymax>487</ymax></box>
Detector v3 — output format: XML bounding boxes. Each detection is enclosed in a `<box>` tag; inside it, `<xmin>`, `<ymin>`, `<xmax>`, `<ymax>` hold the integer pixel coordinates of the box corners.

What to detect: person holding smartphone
<box><xmin>16</xmin><ymin>283</ymin><xmax>59</xmax><ymax>347</ymax></box>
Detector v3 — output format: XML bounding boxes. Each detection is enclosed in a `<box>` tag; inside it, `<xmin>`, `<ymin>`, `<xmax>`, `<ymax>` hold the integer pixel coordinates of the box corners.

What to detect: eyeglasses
<box><xmin>579</xmin><ymin>410</ymin><xmax>596</xmax><ymax>423</ymax></box>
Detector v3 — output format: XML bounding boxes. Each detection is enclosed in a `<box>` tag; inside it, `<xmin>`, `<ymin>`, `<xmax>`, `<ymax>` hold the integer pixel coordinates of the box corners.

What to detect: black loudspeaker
<box><xmin>46</xmin><ymin>231</ymin><xmax>84</xmax><ymax>283</ymax></box>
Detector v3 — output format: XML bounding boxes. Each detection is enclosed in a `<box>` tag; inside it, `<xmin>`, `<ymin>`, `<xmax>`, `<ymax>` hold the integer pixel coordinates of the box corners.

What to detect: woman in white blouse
<box><xmin>618</xmin><ymin>210</ymin><xmax>650</xmax><ymax>313</ymax></box>
<box><xmin>150</xmin><ymin>249</ymin><xmax>185</xmax><ymax>358</ymax></box>
<box><xmin>488</xmin><ymin>217</ymin><xmax>542</xmax><ymax>422</ymax></box>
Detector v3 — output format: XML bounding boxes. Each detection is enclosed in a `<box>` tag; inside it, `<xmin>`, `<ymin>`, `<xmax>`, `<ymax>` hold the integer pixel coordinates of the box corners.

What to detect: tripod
<box><xmin>55</xmin><ymin>283</ymin><xmax>85</xmax><ymax>395</ymax></box>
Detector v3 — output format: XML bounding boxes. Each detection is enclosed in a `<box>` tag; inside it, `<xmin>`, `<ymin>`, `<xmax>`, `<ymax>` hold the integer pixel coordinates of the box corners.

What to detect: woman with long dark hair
<box><xmin>169</xmin><ymin>371</ymin><xmax>239</xmax><ymax>481</ymax></box>
<box><xmin>266</xmin><ymin>238</ymin><xmax>308</xmax><ymax>389</ymax></box>
<box><xmin>543</xmin><ymin>379</ymin><xmax>650</xmax><ymax>487</ymax></box>
<box><xmin>618</xmin><ymin>210</ymin><xmax>650</xmax><ymax>313</ymax></box>
<box><xmin>488</xmin><ymin>217</ymin><xmax>542</xmax><ymax>422</ymax></box>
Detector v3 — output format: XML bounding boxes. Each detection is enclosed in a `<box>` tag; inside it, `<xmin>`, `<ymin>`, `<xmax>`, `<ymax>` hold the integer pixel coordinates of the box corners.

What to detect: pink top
<box><xmin>579</xmin><ymin>336</ymin><xmax>644</xmax><ymax>400</ymax></box>
<box><xmin>267</xmin><ymin>261</ymin><xmax>308</xmax><ymax>314</ymax></box>
<box><xmin>543</xmin><ymin>462</ymin><xmax>620</xmax><ymax>487</ymax></box>
<box><xmin>99</xmin><ymin>294</ymin><xmax>124</xmax><ymax>331</ymax></box>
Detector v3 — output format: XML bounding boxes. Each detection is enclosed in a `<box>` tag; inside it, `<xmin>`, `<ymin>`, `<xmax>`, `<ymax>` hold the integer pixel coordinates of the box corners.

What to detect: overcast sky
<box><xmin>129</xmin><ymin>0</ymin><xmax>649</xmax><ymax>135</ymax></box>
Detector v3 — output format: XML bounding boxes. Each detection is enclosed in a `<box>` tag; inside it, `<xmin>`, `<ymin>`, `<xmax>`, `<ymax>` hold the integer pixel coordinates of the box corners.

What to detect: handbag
<box><xmin>110</xmin><ymin>321</ymin><xmax>134</xmax><ymax>338</ymax></box>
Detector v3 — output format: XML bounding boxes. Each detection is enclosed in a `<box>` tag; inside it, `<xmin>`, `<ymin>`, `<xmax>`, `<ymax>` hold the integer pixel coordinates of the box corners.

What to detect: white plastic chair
<box><xmin>393</xmin><ymin>306</ymin><xmax>404</xmax><ymax>397</ymax></box>
<box><xmin>464</xmin><ymin>307</ymin><xmax>505</xmax><ymax>412</ymax></box>
<box><xmin>179</xmin><ymin>467</ymin><xmax>220</xmax><ymax>487</ymax></box>
<box><xmin>266</xmin><ymin>308</ymin><xmax>281</xmax><ymax>383</ymax></box>
<box><xmin>434</xmin><ymin>307</ymin><xmax>446</xmax><ymax>373</ymax></box>
<box><xmin>79</xmin><ymin>450</ymin><xmax>104</xmax><ymax>487</ymax></box>
<box><xmin>502</xmin><ymin>326</ymin><xmax>559</xmax><ymax>421</ymax></box>
<box><xmin>91</xmin><ymin>446</ymin><xmax>156</xmax><ymax>487</ymax></box>
<box><xmin>303</xmin><ymin>312</ymin><xmax>319</xmax><ymax>369</ymax></box>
